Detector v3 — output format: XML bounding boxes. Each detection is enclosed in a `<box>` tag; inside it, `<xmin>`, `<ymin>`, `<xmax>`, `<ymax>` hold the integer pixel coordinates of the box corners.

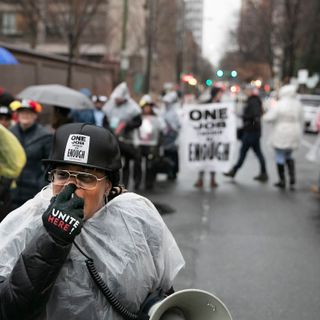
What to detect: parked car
<box><xmin>298</xmin><ymin>94</ymin><xmax>320</xmax><ymax>133</ymax></box>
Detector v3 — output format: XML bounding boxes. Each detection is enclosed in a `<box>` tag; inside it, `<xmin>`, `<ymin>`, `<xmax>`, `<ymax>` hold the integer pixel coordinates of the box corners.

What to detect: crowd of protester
<box><xmin>1</xmin><ymin>81</ymin><xmax>320</xmax><ymax>222</ymax></box>
<box><xmin>0</xmin><ymin>82</ymin><xmax>183</xmax><ymax>220</ymax></box>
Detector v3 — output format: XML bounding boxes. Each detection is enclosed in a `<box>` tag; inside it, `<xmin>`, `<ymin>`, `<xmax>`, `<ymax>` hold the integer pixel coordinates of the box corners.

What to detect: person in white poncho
<box><xmin>103</xmin><ymin>82</ymin><xmax>143</xmax><ymax>190</ymax></box>
<box><xmin>0</xmin><ymin>123</ymin><xmax>185</xmax><ymax>320</ymax></box>
<box><xmin>263</xmin><ymin>84</ymin><xmax>304</xmax><ymax>190</ymax></box>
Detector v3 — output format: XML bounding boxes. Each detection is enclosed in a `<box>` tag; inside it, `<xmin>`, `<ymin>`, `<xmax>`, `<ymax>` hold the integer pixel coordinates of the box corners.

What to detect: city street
<box><xmin>1</xmin><ymin>0</ymin><xmax>320</xmax><ymax>319</ymax></box>
<box><xmin>141</xmin><ymin>129</ymin><xmax>320</xmax><ymax>320</ymax></box>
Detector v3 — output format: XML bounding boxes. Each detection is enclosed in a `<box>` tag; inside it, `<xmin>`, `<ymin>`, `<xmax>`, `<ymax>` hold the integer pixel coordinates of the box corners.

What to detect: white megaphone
<box><xmin>148</xmin><ymin>289</ymin><xmax>232</xmax><ymax>320</ymax></box>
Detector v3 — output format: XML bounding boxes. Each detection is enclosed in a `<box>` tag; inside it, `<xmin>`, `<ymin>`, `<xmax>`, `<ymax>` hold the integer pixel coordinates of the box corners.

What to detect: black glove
<box><xmin>42</xmin><ymin>184</ymin><xmax>84</xmax><ymax>244</ymax></box>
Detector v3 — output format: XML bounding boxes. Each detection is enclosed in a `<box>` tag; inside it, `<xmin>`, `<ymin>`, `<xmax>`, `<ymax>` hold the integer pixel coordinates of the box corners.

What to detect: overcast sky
<box><xmin>202</xmin><ymin>0</ymin><xmax>242</xmax><ymax>66</ymax></box>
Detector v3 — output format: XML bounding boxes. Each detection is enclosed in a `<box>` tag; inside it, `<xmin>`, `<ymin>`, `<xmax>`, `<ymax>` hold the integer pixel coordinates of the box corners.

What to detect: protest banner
<box><xmin>179</xmin><ymin>103</ymin><xmax>237</xmax><ymax>172</ymax></box>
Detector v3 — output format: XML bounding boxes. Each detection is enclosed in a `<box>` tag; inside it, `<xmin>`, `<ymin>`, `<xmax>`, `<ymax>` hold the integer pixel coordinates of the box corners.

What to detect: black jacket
<box><xmin>10</xmin><ymin>123</ymin><xmax>52</xmax><ymax>207</ymax></box>
<box><xmin>0</xmin><ymin>231</ymin><xmax>71</xmax><ymax>320</ymax></box>
<box><xmin>104</xmin><ymin>114</ymin><xmax>142</xmax><ymax>135</ymax></box>
<box><xmin>242</xmin><ymin>95</ymin><xmax>263</xmax><ymax>134</ymax></box>
<box><xmin>0</xmin><ymin>177</ymin><xmax>13</xmax><ymax>222</ymax></box>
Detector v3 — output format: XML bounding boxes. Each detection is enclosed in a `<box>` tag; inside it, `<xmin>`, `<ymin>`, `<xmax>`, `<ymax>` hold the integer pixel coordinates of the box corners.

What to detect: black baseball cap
<box><xmin>43</xmin><ymin>123</ymin><xmax>122</xmax><ymax>172</ymax></box>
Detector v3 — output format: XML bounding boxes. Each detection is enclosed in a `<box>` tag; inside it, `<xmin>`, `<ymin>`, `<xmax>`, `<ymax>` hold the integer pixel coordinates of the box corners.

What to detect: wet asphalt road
<box><xmin>139</xmin><ymin>129</ymin><xmax>320</xmax><ymax>320</ymax></box>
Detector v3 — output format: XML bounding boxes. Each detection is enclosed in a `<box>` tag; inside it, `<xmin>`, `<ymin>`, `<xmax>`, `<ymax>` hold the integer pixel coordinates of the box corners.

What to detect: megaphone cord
<box><xmin>73</xmin><ymin>241</ymin><xmax>139</xmax><ymax>320</ymax></box>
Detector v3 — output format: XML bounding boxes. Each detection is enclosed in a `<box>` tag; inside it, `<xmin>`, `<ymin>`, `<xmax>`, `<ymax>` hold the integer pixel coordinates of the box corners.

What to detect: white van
<box><xmin>298</xmin><ymin>94</ymin><xmax>320</xmax><ymax>133</ymax></box>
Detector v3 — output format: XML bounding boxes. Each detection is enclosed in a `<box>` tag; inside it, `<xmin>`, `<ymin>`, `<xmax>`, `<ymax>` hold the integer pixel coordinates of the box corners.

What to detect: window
<box><xmin>2</xmin><ymin>12</ymin><xmax>17</xmax><ymax>35</ymax></box>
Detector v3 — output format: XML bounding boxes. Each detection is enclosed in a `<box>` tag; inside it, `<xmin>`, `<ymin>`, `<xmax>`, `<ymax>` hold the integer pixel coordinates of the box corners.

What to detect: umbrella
<box><xmin>17</xmin><ymin>84</ymin><xmax>95</xmax><ymax>110</ymax></box>
<box><xmin>0</xmin><ymin>47</ymin><xmax>19</xmax><ymax>64</ymax></box>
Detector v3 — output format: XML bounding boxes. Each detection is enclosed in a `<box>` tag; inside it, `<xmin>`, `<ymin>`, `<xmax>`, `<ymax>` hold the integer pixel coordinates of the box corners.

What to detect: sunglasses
<box><xmin>48</xmin><ymin>169</ymin><xmax>106</xmax><ymax>190</ymax></box>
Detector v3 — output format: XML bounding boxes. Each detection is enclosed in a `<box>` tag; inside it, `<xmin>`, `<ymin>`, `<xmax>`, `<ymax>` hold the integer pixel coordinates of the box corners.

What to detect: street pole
<box><xmin>143</xmin><ymin>0</ymin><xmax>156</xmax><ymax>93</ymax></box>
<box><xmin>178</xmin><ymin>0</ymin><xmax>186</xmax><ymax>100</ymax></box>
<box><xmin>120</xmin><ymin>0</ymin><xmax>129</xmax><ymax>81</ymax></box>
<box><xmin>36</xmin><ymin>0</ymin><xmax>47</xmax><ymax>45</ymax></box>
<box><xmin>66</xmin><ymin>31</ymin><xmax>75</xmax><ymax>87</ymax></box>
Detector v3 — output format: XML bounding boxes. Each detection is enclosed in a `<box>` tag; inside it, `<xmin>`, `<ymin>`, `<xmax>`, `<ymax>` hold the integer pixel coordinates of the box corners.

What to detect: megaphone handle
<box><xmin>138</xmin><ymin>288</ymin><xmax>167</xmax><ymax>319</ymax></box>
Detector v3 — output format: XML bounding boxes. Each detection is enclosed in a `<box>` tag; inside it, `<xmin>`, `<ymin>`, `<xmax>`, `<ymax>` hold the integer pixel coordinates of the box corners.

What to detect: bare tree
<box><xmin>298</xmin><ymin>0</ymin><xmax>320</xmax><ymax>74</ymax></box>
<box><xmin>220</xmin><ymin>0</ymin><xmax>320</xmax><ymax>84</ymax></box>
<box><xmin>146</xmin><ymin>0</ymin><xmax>182</xmax><ymax>91</ymax></box>
<box><xmin>4</xmin><ymin>0</ymin><xmax>107</xmax><ymax>86</ymax></box>
<box><xmin>218</xmin><ymin>0</ymin><xmax>277</xmax><ymax>81</ymax></box>
<box><xmin>237</xmin><ymin>0</ymin><xmax>278</xmax><ymax>74</ymax></box>
<box><xmin>279</xmin><ymin>0</ymin><xmax>302</xmax><ymax>79</ymax></box>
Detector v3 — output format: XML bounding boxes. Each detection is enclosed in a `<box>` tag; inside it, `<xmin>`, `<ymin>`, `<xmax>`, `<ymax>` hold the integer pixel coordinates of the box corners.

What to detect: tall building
<box><xmin>184</xmin><ymin>0</ymin><xmax>204</xmax><ymax>51</ymax></box>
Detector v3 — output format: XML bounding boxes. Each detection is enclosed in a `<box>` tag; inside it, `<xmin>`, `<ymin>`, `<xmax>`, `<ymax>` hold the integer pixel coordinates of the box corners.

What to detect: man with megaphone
<box><xmin>0</xmin><ymin>123</ymin><xmax>232</xmax><ymax>320</ymax></box>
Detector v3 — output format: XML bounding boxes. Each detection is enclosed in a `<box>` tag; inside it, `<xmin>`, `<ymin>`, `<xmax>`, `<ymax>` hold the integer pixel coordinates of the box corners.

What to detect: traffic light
<box><xmin>216</xmin><ymin>70</ymin><xmax>224</xmax><ymax>78</ymax></box>
<box><xmin>205</xmin><ymin>79</ymin><xmax>213</xmax><ymax>86</ymax></box>
<box><xmin>231</xmin><ymin>70</ymin><xmax>238</xmax><ymax>78</ymax></box>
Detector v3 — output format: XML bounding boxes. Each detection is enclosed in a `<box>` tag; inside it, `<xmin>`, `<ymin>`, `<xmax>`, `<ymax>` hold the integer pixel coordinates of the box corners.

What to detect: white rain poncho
<box><xmin>103</xmin><ymin>82</ymin><xmax>141</xmax><ymax>144</ymax></box>
<box><xmin>160</xmin><ymin>91</ymin><xmax>181</xmax><ymax>151</ymax></box>
<box><xmin>0</xmin><ymin>185</ymin><xmax>185</xmax><ymax>320</ymax></box>
<box><xmin>263</xmin><ymin>84</ymin><xmax>304</xmax><ymax>150</ymax></box>
<box><xmin>137</xmin><ymin>115</ymin><xmax>164</xmax><ymax>147</ymax></box>
<box><xmin>161</xmin><ymin>91</ymin><xmax>181</xmax><ymax>133</ymax></box>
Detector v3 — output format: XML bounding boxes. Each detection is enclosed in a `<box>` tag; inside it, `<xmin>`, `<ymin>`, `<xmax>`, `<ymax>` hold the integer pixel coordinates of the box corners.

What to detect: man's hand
<box><xmin>114</xmin><ymin>121</ymin><xmax>126</xmax><ymax>136</ymax></box>
<box><xmin>42</xmin><ymin>184</ymin><xmax>84</xmax><ymax>244</ymax></box>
